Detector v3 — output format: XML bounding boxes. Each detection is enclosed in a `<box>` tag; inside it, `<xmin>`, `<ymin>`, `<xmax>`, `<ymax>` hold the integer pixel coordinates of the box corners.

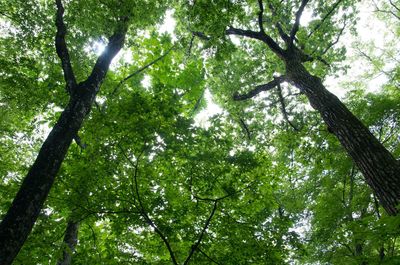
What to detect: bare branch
<box><xmin>277</xmin><ymin>84</ymin><xmax>299</xmax><ymax>131</ymax></box>
<box><xmin>307</xmin><ymin>0</ymin><xmax>344</xmax><ymax>38</ymax></box>
<box><xmin>55</xmin><ymin>0</ymin><xmax>76</xmax><ymax>93</ymax></box>
<box><xmin>233</xmin><ymin>76</ymin><xmax>285</xmax><ymax>101</ymax></box>
<box><xmin>183</xmin><ymin>201</ymin><xmax>218</xmax><ymax>265</ymax></box>
<box><xmin>289</xmin><ymin>0</ymin><xmax>310</xmax><ymax>41</ymax></box>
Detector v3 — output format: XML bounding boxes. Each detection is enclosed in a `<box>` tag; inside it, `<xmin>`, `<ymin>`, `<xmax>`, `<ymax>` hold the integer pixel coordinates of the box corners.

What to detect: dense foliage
<box><xmin>0</xmin><ymin>0</ymin><xmax>399</xmax><ymax>264</ymax></box>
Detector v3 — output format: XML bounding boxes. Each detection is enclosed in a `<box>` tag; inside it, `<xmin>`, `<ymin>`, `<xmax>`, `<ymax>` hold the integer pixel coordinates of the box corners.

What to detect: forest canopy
<box><xmin>0</xmin><ymin>0</ymin><xmax>399</xmax><ymax>264</ymax></box>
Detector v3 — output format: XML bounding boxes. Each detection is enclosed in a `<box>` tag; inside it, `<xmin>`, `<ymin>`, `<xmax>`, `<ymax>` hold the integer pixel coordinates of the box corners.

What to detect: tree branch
<box><xmin>267</xmin><ymin>2</ymin><xmax>290</xmax><ymax>43</ymax></box>
<box><xmin>239</xmin><ymin>118</ymin><xmax>251</xmax><ymax>140</ymax></box>
<box><xmin>192</xmin><ymin>31</ymin><xmax>211</xmax><ymax>41</ymax></box>
<box><xmin>183</xmin><ymin>201</ymin><xmax>218</xmax><ymax>265</ymax></box>
<box><xmin>277</xmin><ymin>84</ymin><xmax>299</xmax><ymax>131</ymax></box>
<box><xmin>55</xmin><ymin>0</ymin><xmax>77</xmax><ymax>93</ymax></box>
<box><xmin>110</xmin><ymin>45</ymin><xmax>175</xmax><ymax>96</ymax></box>
<box><xmin>198</xmin><ymin>248</ymin><xmax>222</xmax><ymax>265</ymax></box>
<box><xmin>86</xmin><ymin>24</ymin><xmax>129</xmax><ymax>91</ymax></box>
<box><xmin>257</xmin><ymin>0</ymin><xmax>266</xmax><ymax>34</ymax></box>
<box><xmin>372</xmin><ymin>0</ymin><xmax>400</xmax><ymax>20</ymax></box>
<box><xmin>320</xmin><ymin>19</ymin><xmax>346</xmax><ymax>56</ymax></box>
<box><xmin>226</xmin><ymin>27</ymin><xmax>285</xmax><ymax>57</ymax></box>
<box><xmin>233</xmin><ymin>76</ymin><xmax>285</xmax><ymax>101</ymax></box>
<box><xmin>307</xmin><ymin>0</ymin><xmax>343</xmax><ymax>38</ymax></box>
<box><xmin>389</xmin><ymin>0</ymin><xmax>400</xmax><ymax>13</ymax></box>
<box><xmin>289</xmin><ymin>0</ymin><xmax>310</xmax><ymax>41</ymax></box>
<box><xmin>120</xmin><ymin>147</ymin><xmax>179</xmax><ymax>265</ymax></box>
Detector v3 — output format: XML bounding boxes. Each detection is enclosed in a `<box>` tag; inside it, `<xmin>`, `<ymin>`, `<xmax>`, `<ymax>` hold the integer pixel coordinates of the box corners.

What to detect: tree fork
<box><xmin>0</xmin><ymin>0</ymin><xmax>127</xmax><ymax>262</ymax></box>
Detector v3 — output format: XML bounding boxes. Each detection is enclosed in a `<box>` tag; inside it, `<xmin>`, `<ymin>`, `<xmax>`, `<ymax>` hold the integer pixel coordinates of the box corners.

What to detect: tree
<box><xmin>181</xmin><ymin>0</ymin><xmax>400</xmax><ymax>215</ymax></box>
<box><xmin>1</xmin><ymin>0</ymin><xmax>400</xmax><ymax>264</ymax></box>
<box><xmin>0</xmin><ymin>0</ymin><xmax>167</xmax><ymax>263</ymax></box>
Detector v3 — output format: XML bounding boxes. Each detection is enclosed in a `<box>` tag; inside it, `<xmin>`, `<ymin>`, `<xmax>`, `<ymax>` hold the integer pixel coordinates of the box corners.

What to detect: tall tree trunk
<box><xmin>285</xmin><ymin>59</ymin><xmax>400</xmax><ymax>216</ymax></box>
<box><xmin>57</xmin><ymin>221</ymin><xmax>79</xmax><ymax>265</ymax></box>
<box><xmin>0</xmin><ymin>2</ymin><xmax>127</xmax><ymax>260</ymax></box>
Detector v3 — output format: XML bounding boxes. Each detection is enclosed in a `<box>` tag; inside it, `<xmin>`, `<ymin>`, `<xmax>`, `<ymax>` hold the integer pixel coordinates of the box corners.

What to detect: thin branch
<box><xmin>187</xmin><ymin>34</ymin><xmax>196</xmax><ymax>56</ymax></box>
<box><xmin>289</xmin><ymin>0</ymin><xmax>310</xmax><ymax>41</ymax></box>
<box><xmin>257</xmin><ymin>0</ymin><xmax>266</xmax><ymax>34</ymax></box>
<box><xmin>277</xmin><ymin>84</ymin><xmax>299</xmax><ymax>131</ymax></box>
<box><xmin>311</xmin><ymin>18</ymin><xmax>346</xmax><ymax>57</ymax></box>
<box><xmin>183</xmin><ymin>201</ymin><xmax>218</xmax><ymax>265</ymax></box>
<box><xmin>315</xmin><ymin>56</ymin><xmax>330</xmax><ymax>67</ymax></box>
<box><xmin>191</xmin><ymin>89</ymin><xmax>205</xmax><ymax>115</ymax></box>
<box><xmin>55</xmin><ymin>0</ymin><xmax>76</xmax><ymax>93</ymax></box>
<box><xmin>239</xmin><ymin>118</ymin><xmax>251</xmax><ymax>140</ymax></box>
<box><xmin>307</xmin><ymin>0</ymin><xmax>344</xmax><ymax>38</ymax></box>
<box><xmin>110</xmin><ymin>45</ymin><xmax>175</xmax><ymax>96</ymax></box>
<box><xmin>321</xmin><ymin>20</ymin><xmax>346</xmax><ymax>56</ymax></box>
<box><xmin>192</xmin><ymin>31</ymin><xmax>211</xmax><ymax>41</ymax></box>
<box><xmin>120</xmin><ymin>147</ymin><xmax>179</xmax><ymax>265</ymax></box>
<box><xmin>233</xmin><ymin>76</ymin><xmax>285</xmax><ymax>101</ymax></box>
<box><xmin>373</xmin><ymin>0</ymin><xmax>400</xmax><ymax>20</ymax></box>
<box><xmin>193</xmin><ymin>181</ymin><xmax>257</xmax><ymax>203</ymax></box>
<box><xmin>198</xmin><ymin>248</ymin><xmax>222</xmax><ymax>265</ymax></box>
<box><xmin>389</xmin><ymin>0</ymin><xmax>400</xmax><ymax>13</ymax></box>
<box><xmin>267</xmin><ymin>2</ymin><xmax>290</xmax><ymax>43</ymax></box>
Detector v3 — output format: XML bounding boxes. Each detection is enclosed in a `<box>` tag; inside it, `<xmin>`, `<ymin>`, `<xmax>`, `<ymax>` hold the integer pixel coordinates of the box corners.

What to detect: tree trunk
<box><xmin>0</xmin><ymin>18</ymin><xmax>126</xmax><ymax>261</ymax></box>
<box><xmin>57</xmin><ymin>221</ymin><xmax>79</xmax><ymax>265</ymax></box>
<box><xmin>0</xmin><ymin>89</ymin><xmax>95</xmax><ymax>264</ymax></box>
<box><xmin>285</xmin><ymin>59</ymin><xmax>400</xmax><ymax>216</ymax></box>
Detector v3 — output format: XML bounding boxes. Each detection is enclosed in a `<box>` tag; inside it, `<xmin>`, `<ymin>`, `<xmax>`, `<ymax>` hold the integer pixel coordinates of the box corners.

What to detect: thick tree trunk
<box><xmin>0</xmin><ymin>89</ymin><xmax>95</xmax><ymax>264</ymax></box>
<box><xmin>57</xmin><ymin>221</ymin><xmax>79</xmax><ymax>265</ymax></box>
<box><xmin>285</xmin><ymin>59</ymin><xmax>400</xmax><ymax>216</ymax></box>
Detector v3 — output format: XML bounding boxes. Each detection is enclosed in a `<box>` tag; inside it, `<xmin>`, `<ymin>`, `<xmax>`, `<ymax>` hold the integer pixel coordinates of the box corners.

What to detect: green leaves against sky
<box><xmin>1</xmin><ymin>0</ymin><xmax>400</xmax><ymax>264</ymax></box>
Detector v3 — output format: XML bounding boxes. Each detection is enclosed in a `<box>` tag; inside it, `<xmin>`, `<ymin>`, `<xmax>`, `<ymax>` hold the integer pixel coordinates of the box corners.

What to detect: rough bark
<box><xmin>225</xmin><ymin>0</ymin><xmax>400</xmax><ymax>215</ymax></box>
<box><xmin>0</xmin><ymin>1</ymin><xmax>127</xmax><ymax>262</ymax></box>
<box><xmin>57</xmin><ymin>221</ymin><xmax>79</xmax><ymax>265</ymax></box>
<box><xmin>285</xmin><ymin>58</ymin><xmax>400</xmax><ymax>216</ymax></box>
